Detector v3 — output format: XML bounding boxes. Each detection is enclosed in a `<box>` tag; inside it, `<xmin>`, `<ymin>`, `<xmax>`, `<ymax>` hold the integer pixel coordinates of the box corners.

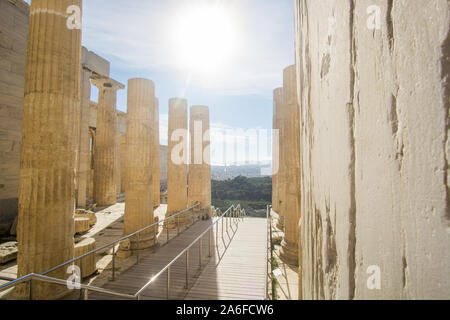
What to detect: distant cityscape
<box><xmin>211</xmin><ymin>163</ymin><xmax>272</xmax><ymax>181</ymax></box>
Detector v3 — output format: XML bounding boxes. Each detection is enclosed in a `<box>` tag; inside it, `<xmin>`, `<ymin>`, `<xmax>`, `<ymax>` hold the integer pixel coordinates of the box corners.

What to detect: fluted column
<box><xmin>15</xmin><ymin>0</ymin><xmax>82</xmax><ymax>300</ymax></box>
<box><xmin>275</xmin><ymin>88</ymin><xmax>285</xmax><ymax>230</ymax></box>
<box><xmin>166</xmin><ymin>98</ymin><xmax>188</xmax><ymax>225</ymax></box>
<box><xmin>76</xmin><ymin>68</ymin><xmax>92</xmax><ymax>208</ymax></box>
<box><xmin>279</xmin><ymin>65</ymin><xmax>301</xmax><ymax>266</ymax></box>
<box><xmin>123</xmin><ymin>78</ymin><xmax>155</xmax><ymax>251</ymax></box>
<box><xmin>114</xmin><ymin>116</ymin><xmax>121</xmax><ymax>197</ymax></box>
<box><xmin>120</xmin><ymin>134</ymin><xmax>126</xmax><ymax>193</ymax></box>
<box><xmin>153</xmin><ymin>98</ymin><xmax>161</xmax><ymax>207</ymax></box>
<box><xmin>272</xmin><ymin>88</ymin><xmax>282</xmax><ymax>217</ymax></box>
<box><xmin>188</xmin><ymin>106</ymin><xmax>212</xmax><ymax>215</ymax></box>
<box><xmin>91</xmin><ymin>77</ymin><xmax>124</xmax><ymax>206</ymax></box>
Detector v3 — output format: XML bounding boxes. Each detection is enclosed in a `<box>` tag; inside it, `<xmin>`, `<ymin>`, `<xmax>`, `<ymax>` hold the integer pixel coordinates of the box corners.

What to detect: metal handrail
<box><xmin>264</xmin><ymin>205</ymin><xmax>273</xmax><ymax>300</ymax></box>
<box><xmin>0</xmin><ymin>203</ymin><xmax>246</xmax><ymax>300</ymax></box>
<box><xmin>0</xmin><ymin>273</ymin><xmax>136</xmax><ymax>300</ymax></box>
<box><xmin>0</xmin><ymin>202</ymin><xmax>210</xmax><ymax>300</ymax></box>
<box><xmin>40</xmin><ymin>202</ymin><xmax>202</xmax><ymax>276</ymax></box>
<box><xmin>135</xmin><ymin>203</ymin><xmax>245</xmax><ymax>299</ymax></box>
<box><xmin>264</xmin><ymin>205</ymin><xmax>269</xmax><ymax>299</ymax></box>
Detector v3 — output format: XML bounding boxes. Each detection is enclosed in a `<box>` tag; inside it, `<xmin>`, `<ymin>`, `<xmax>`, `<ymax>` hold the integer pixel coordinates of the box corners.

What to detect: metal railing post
<box><xmin>166</xmin><ymin>221</ymin><xmax>169</xmax><ymax>243</ymax></box>
<box><xmin>208</xmin><ymin>228</ymin><xmax>212</xmax><ymax>257</ymax></box>
<box><xmin>185</xmin><ymin>250</ymin><xmax>189</xmax><ymax>289</ymax></box>
<box><xmin>79</xmin><ymin>264</ymin><xmax>83</xmax><ymax>300</ymax></box>
<box><xmin>136</xmin><ymin>233</ymin><xmax>140</xmax><ymax>265</ymax></box>
<box><xmin>216</xmin><ymin>221</ymin><xmax>218</xmax><ymax>251</ymax></box>
<box><xmin>199</xmin><ymin>238</ymin><xmax>202</xmax><ymax>268</ymax></box>
<box><xmin>167</xmin><ymin>266</ymin><xmax>170</xmax><ymax>299</ymax></box>
<box><xmin>84</xmin><ymin>288</ymin><xmax>89</xmax><ymax>300</ymax></box>
<box><xmin>29</xmin><ymin>279</ymin><xmax>32</xmax><ymax>300</ymax></box>
<box><xmin>226</xmin><ymin>211</ymin><xmax>229</xmax><ymax>233</ymax></box>
<box><xmin>112</xmin><ymin>245</ymin><xmax>116</xmax><ymax>281</ymax></box>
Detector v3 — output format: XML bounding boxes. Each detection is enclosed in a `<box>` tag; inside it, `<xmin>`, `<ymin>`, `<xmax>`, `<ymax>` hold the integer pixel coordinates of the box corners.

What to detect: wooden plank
<box><xmin>185</xmin><ymin>218</ymin><xmax>266</xmax><ymax>300</ymax></box>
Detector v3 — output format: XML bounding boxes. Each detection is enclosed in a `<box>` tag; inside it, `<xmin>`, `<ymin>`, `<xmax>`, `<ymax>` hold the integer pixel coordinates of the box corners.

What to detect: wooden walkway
<box><xmin>185</xmin><ymin>217</ymin><xmax>267</xmax><ymax>300</ymax></box>
<box><xmin>88</xmin><ymin>217</ymin><xmax>267</xmax><ymax>300</ymax></box>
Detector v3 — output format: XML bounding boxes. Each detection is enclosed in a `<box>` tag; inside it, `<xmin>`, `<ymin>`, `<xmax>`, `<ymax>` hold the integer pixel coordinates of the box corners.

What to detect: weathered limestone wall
<box><xmin>295</xmin><ymin>0</ymin><xmax>450</xmax><ymax>299</ymax></box>
<box><xmin>0</xmin><ymin>0</ymin><xmax>29</xmax><ymax>235</ymax></box>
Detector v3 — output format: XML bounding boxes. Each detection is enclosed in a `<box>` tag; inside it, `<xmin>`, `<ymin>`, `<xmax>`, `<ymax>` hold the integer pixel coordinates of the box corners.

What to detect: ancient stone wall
<box><xmin>295</xmin><ymin>0</ymin><xmax>450</xmax><ymax>299</ymax></box>
<box><xmin>0</xmin><ymin>0</ymin><xmax>29</xmax><ymax>235</ymax></box>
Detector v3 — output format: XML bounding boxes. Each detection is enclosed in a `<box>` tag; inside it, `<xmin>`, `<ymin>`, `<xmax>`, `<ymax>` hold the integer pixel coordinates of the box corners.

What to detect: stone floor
<box><xmin>269</xmin><ymin>210</ymin><xmax>299</xmax><ymax>300</ymax></box>
<box><xmin>0</xmin><ymin>200</ymin><xmax>170</xmax><ymax>299</ymax></box>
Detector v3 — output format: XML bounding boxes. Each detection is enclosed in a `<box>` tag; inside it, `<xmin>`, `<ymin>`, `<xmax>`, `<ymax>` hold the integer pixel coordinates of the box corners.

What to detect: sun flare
<box><xmin>173</xmin><ymin>6</ymin><xmax>235</xmax><ymax>74</ymax></box>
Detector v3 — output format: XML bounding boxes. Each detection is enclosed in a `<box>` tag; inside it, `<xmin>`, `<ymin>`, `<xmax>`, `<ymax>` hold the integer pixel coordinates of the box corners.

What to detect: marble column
<box><xmin>274</xmin><ymin>88</ymin><xmax>285</xmax><ymax>230</ymax></box>
<box><xmin>153</xmin><ymin>98</ymin><xmax>161</xmax><ymax>207</ymax></box>
<box><xmin>91</xmin><ymin>77</ymin><xmax>124</xmax><ymax>206</ymax></box>
<box><xmin>15</xmin><ymin>0</ymin><xmax>82</xmax><ymax>299</ymax></box>
<box><xmin>114</xmin><ymin>117</ymin><xmax>121</xmax><ymax>197</ymax></box>
<box><xmin>88</xmin><ymin>128</ymin><xmax>95</xmax><ymax>201</ymax></box>
<box><xmin>188</xmin><ymin>106</ymin><xmax>212</xmax><ymax>215</ymax></box>
<box><xmin>120</xmin><ymin>134</ymin><xmax>126</xmax><ymax>193</ymax></box>
<box><xmin>123</xmin><ymin>78</ymin><xmax>155</xmax><ymax>251</ymax></box>
<box><xmin>272</xmin><ymin>88</ymin><xmax>282</xmax><ymax>215</ymax></box>
<box><xmin>76</xmin><ymin>67</ymin><xmax>92</xmax><ymax>208</ymax></box>
<box><xmin>166</xmin><ymin>98</ymin><xmax>188</xmax><ymax>225</ymax></box>
<box><xmin>279</xmin><ymin>65</ymin><xmax>301</xmax><ymax>266</ymax></box>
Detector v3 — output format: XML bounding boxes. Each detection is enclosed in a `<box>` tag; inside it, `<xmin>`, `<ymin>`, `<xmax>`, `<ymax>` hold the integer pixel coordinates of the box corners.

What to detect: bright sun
<box><xmin>173</xmin><ymin>7</ymin><xmax>235</xmax><ymax>74</ymax></box>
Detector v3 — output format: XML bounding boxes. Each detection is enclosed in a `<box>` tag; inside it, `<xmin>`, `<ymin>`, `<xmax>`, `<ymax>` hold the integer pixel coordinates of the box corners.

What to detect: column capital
<box><xmin>91</xmin><ymin>75</ymin><xmax>125</xmax><ymax>91</ymax></box>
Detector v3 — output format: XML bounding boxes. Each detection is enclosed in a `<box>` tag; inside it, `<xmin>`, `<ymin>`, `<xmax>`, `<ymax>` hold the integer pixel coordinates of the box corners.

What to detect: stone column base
<box><xmin>129</xmin><ymin>234</ymin><xmax>155</xmax><ymax>251</ymax></box>
<box><xmin>279</xmin><ymin>240</ymin><xmax>298</xmax><ymax>266</ymax></box>
<box><xmin>276</xmin><ymin>217</ymin><xmax>285</xmax><ymax>231</ymax></box>
<box><xmin>117</xmin><ymin>234</ymin><xmax>156</xmax><ymax>259</ymax></box>
<box><xmin>75</xmin><ymin>238</ymin><xmax>97</xmax><ymax>278</ymax></box>
<box><xmin>11</xmin><ymin>278</ymin><xmax>74</xmax><ymax>300</ymax></box>
<box><xmin>166</xmin><ymin>212</ymin><xmax>193</xmax><ymax>229</ymax></box>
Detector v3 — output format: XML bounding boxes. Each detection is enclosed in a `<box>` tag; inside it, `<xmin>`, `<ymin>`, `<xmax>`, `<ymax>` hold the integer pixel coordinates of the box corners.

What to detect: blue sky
<box><xmin>26</xmin><ymin>0</ymin><xmax>295</xmax><ymax>164</ymax></box>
